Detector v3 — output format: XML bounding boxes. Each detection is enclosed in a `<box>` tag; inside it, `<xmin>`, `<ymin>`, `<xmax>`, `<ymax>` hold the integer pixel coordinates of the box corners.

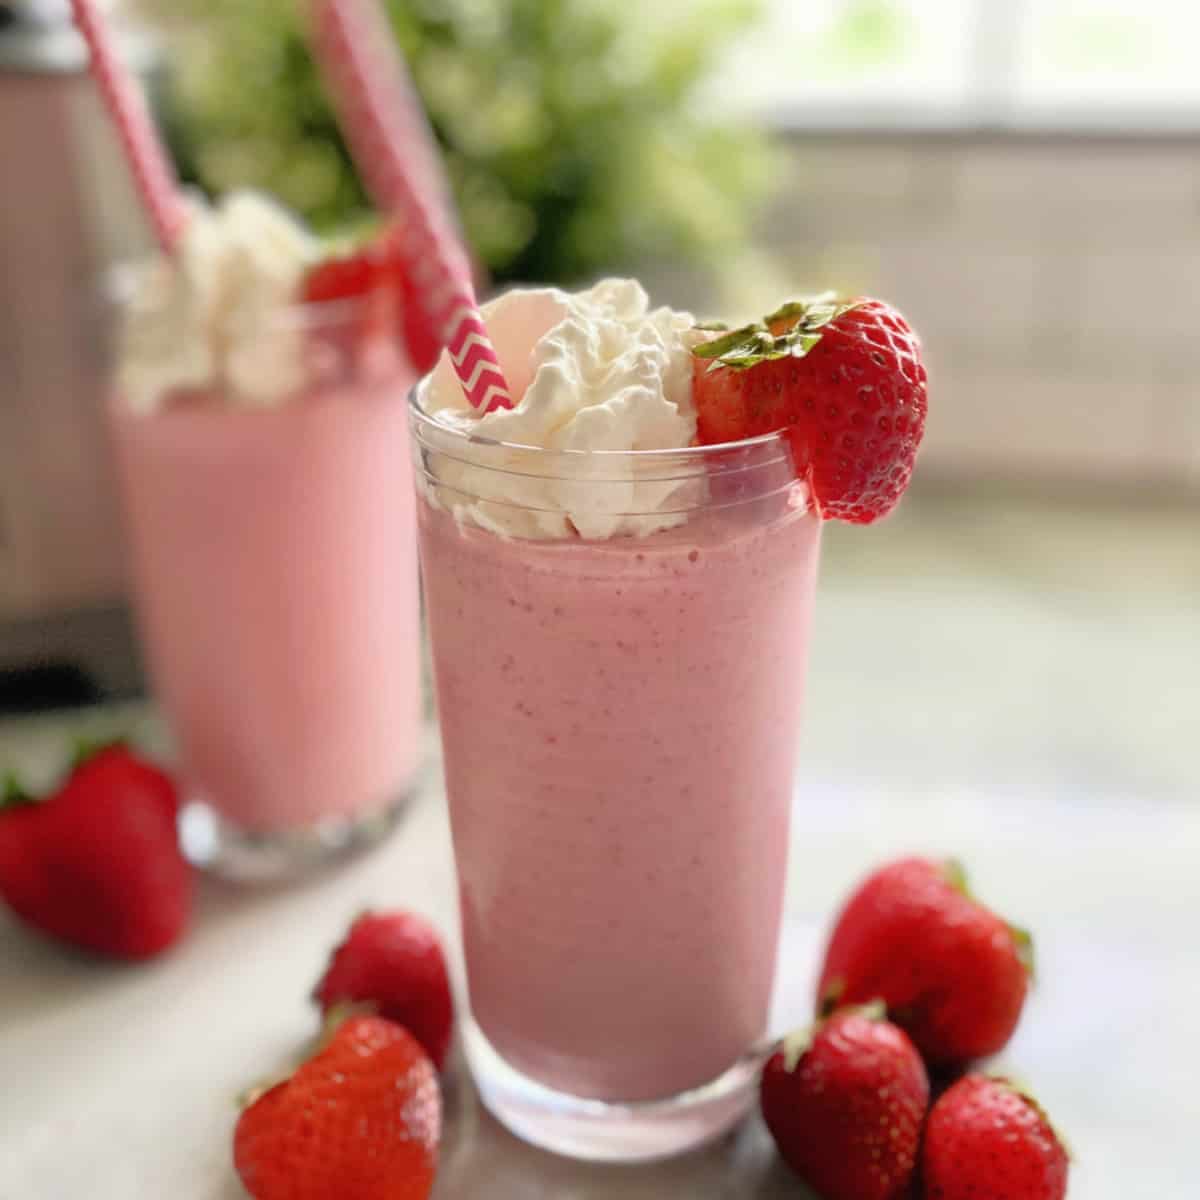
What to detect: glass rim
<box><xmin>407</xmin><ymin>378</ymin><xmax>791</xmax><ymax>464</ymax></box>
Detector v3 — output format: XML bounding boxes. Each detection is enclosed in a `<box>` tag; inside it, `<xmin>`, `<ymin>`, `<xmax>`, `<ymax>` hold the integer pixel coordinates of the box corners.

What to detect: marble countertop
<box><xmin>2</xmin><ymin>488</ymin><xmax>1198</xmax><ymax>1197</ymax></box>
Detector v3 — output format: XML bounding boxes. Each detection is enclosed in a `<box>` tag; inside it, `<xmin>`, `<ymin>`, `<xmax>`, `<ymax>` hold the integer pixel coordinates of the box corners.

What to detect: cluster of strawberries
<box><xmin>763</xmin><ymin>857</ymin><xmax>1068</xmax><ymax>1200</ymax></box>
<box><xmin>236</xmin><ymin>910</ymin><xmax>453</xmax><ymax>1200</ymax></box>
<box><xmin>230</xmin><ymin>857</ymin><xmax>1068</xmax><ymax>1200</ymax></box>
<box><xmin>0</xmin><ymin>745</ymin><xmax>454</xmax><ymax>1198</ymax></box>
<box><xmin>0</xmin><ymin>748</ymin><xmax>1067</xmax><ymax>1200</ymax></box>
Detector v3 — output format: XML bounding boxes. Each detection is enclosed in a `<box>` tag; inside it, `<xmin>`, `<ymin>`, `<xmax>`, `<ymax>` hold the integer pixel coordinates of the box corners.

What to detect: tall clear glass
<box><xmin>110</xmin><ymin>298</ymin><xmax>422</xmax><ymax>879</ymax></box>
<box><xmin>410</xmin><ymin>387</ymin><xmax>821</xmax><ymax>1161</ymax></box>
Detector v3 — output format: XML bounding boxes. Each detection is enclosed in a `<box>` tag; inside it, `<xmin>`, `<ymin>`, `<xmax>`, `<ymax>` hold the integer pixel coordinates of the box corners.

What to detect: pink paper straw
<box><xmin>69</xmin><ymin>0</ymin><xmax>187</xmax><ymax>255</ymax></box>
<box><xmin>309</xmin><ymin>0</ymin><xmax>513</xmax><ymax>413</ymax></box>
<box><xmin>312</xmin><ymin>0</ymin><xmax>453</xmax><ymax>228</ymax></box>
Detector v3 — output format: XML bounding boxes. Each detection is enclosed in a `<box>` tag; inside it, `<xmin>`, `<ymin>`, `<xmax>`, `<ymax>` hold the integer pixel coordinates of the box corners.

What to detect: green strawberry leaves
<box><xmin>692</xmin><ymin>295</ymin><xmax>862</xmax><ymax>372</ymax></box>
<box><xmin>692</xmin><ymin>324</ymin><xmax>781</xmax><ymax>368</ymax></box>
<box><xmin>1</xmin><ymin>770</ymin><xmax>32</xmax><ymax>809</ymax></box>
<box><xmin>782</xmin><ymin>999</ymin><xmax>889</xmax><ymax>1071</ymax></box>
<box><xmin>2</xmin><ymin>735</ymin><xmax>136</xmax><ymax>812</ymax></box>
<box><xmin>941</xmin><ymin>857</ymin><xmax>970</xmax><ymax>895</ymax></box>
<box><xmin>780</xmin><ymin>1024</ymin><xmax>816</xmax><ymax>1072</ymax></box>
<box><xmin>70</xmin><ymin>734</ymin><xmax>130</xmax><ymax>771</ymax></box>
<box><xmin>1009</xmin><ymin>924</ymin><xmax>1036</xmax><ymax>979</ymax></box>
<box><xmin>818</xmin><ymin>976</ymin><xmax>846</xmax><ymax>1019</ymax></box>
<box><xmin>941</xmin><ymin>857</ymin><xmax>1036</xmax><ymax>979</ymax></box>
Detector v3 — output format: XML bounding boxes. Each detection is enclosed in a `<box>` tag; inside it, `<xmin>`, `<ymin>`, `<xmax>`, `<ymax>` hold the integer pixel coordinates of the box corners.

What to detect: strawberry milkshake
<box><xmin>414</xmin><ymin>279</ymin><xmax>926</xmax><ymax>1160</ymax></box>
<box><xmin>110</xmin><ymin>191</ymin><xmax>423</xmax><ymax>878</ymax></box>
<box><xmin>419</xmin><ymin>489</ymin><xmax>819</xmax><ymax>1093</ymax></box>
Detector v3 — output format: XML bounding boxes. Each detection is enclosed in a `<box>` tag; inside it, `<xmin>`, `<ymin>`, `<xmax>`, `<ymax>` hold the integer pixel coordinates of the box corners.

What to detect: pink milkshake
<box><xmin>113</xmin><ymin>375</ymin><xmax>419</xmax><ymax>830</ymax></box>
<box><xmin>110</xmin><ymin>192</ymin><xmax>423</xmax><ymax>877</ymax></box>
<box><xmin>419</xmin><ymin>490</ymin><xmax>819</xmax><ymax>1094</ymax></box>
<box><xmin>411</xmin><ymin>280</ymin><xmax>822</xmax><ymax>1159</ymax></box>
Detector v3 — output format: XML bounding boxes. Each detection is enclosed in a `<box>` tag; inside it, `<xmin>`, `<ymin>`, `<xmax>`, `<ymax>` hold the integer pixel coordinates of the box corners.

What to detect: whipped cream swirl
<box><xmin>117</xmin><ymin>190</ymin><xmax>319</xmax><ymax>414</ymax></box>
<box><xmin>421</xmin><ymin>279</ymin><xmax>706</xmax><ymax>539</ymax></box>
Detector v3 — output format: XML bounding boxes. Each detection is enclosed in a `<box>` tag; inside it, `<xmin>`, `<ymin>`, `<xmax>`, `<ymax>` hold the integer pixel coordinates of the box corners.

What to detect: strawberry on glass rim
<box><xmin>301</xmin><ymin>243</ymin><xmax>380</xmax><ymax>306</ymax></box>
<box><xmin>691</xmin><ymin>296</ymin><xmax>928</xmax><ymax>523</ymax></box>
<box><xmin>301</xmin><ymin>228</ymin><xmax>444</xmax><ymax>376</ymax></box>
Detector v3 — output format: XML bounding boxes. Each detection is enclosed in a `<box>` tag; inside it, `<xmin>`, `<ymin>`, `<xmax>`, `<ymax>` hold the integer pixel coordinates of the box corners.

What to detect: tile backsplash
<box><xmin>777</xmin><ymin>134</ymin><xmax>1200</xmax><ymax>487</ymax></box>
<box><xmin>660</xmin><ymin>132</ymin><xmax>1200</xmax><ymax>489</ymax></box>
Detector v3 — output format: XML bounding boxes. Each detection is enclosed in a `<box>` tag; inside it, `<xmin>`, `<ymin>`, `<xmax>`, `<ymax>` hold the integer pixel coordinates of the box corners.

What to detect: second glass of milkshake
<box><xmin>412</xmin><ymin>280</ymin><xmax>821</xmax><ymax>1160</ymax></box>
<box><xmin>110</xmin><ymin>193</ymin><xmax>424</xmax><ymax>879</ymax></box>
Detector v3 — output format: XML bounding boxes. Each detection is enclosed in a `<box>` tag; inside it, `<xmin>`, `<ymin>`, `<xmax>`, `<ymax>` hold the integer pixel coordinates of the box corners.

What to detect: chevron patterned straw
<box><xmin>69</xmin><ymin>0</ymin><xmax>187</xmax><ymax>254</ymax></box>
<box><xmin>309</xmin><ymin>0</ymin><xmax>513</xmax><ymax>413</ymax></box>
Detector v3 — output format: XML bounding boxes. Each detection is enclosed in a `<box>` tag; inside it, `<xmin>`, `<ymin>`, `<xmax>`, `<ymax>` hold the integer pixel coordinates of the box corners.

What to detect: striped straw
<box><xmin>309</xmin><ymin>0</ymin><xmax>512</xmax><ymax>414</ymax></box>
<box><xmin>69</xmin><ymin>0</ymin><xmax>187</xmax><ymax>254</ymax></box>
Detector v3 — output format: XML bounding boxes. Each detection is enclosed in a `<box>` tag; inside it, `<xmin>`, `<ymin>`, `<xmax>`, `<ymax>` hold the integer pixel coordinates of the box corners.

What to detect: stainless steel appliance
<box><xmin>0</xmin><ymin>0</ymin><xmax>156</xmax><ymax>700</ymax></box>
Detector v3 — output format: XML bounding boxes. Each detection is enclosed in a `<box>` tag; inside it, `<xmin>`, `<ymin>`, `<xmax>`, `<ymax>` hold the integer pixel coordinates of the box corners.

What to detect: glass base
<box><xmin>178</xmin><ymin>790</ymin><xmax>411</xmax><ymax>883</ymax></box>
<box><xmin>463</xmin><ymin>1018</ymin><xmax>762</xmax><ymax>1163</ymax></box>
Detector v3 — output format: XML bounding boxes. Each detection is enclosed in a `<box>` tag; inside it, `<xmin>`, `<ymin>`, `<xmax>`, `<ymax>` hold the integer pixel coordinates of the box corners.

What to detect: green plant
<box><xmin>143</xmin><ymin>0</ymin><xmax>773</xmax><ymax>286</ymax></box>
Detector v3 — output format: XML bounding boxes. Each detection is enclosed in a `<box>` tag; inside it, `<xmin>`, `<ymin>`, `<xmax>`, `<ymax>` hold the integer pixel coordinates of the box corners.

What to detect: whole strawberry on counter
<box><xmin>923</xmin><ymin>1074</ymin><xmax>1070</xmax><ymax>1200</ymax></box>
<box><xmin>817</xmin><ymin>856</ymin><xmax>1032</xmax><ymax>1068</ymax></box>
<box><xmin>692</xmin><ymin>297</ymin><xmax>927</xmax><ymax>523</ymax></box>
<box><xmin>0</xmin><ymin>743</ymin><xmax>192</xmax><ymax>960</ymax></box>
<box><xmin>313</xmin><ymin>910</ymin><xmax>454</xmax><ymax>1070</ymax></box>
<box><xmin>234</xmin><ymin>1013</ymin><xmax>440</xmax><ymax>1200</ymax></box>
<box><xmin>760</xmin><ymin>1004</ymin><xmax>929</xmax><ymax>1200</ymax></box>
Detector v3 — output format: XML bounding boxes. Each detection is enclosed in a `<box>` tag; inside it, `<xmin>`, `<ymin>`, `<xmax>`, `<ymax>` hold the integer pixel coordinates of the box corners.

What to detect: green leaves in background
<box><xmin>144</xmin><ymin>0</ymin><xmax>772</xmax><ymax>286</ymax></box>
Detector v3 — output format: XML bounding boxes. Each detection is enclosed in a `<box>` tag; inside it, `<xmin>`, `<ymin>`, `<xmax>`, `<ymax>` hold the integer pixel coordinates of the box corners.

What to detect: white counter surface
<box><xmin>3</xmin><ymin>490</ymin><xmax>1198</xmax><ymax>1197</ymax></box>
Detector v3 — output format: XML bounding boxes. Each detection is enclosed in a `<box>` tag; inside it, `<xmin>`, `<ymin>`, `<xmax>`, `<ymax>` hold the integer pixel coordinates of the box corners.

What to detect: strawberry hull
<box><xmin>693</xmin><ymin>298</ymin><xmax>928</xmax><ymax>523</ymax></box>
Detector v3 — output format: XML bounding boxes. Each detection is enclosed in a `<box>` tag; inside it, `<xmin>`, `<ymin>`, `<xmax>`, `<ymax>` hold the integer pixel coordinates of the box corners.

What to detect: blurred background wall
<box><xmin>665</xmin><ymin>0</ymin><xmax>1200</xmax><ymax>489</ymax></box>
<box><xmin>0</xmin><ymin>0</ymin><xmax>1197</xmax><ymax>702</ymax></box>
<box><xmin>745</xmin><ymin>130</ymin><xmax>1200</xmax><ymax>488</ymax></box>
<box><xmin>115</xmin><ymin>0</ymin><xmax>1200</xmax><ymax>492</ymax></box>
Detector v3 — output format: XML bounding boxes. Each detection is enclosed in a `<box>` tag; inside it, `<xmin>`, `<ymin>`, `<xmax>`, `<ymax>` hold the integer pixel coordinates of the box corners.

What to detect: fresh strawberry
<box><xmin>692</xmin><ymin>297</ymin><xmax>927</xmax><ymax>522</ymax></box>
<box><xmin>760</xmin><ymin>1004</ymin><xmax>929</xmax><ymax>1200</ymax></box>
<box><xmin>301</xmin><ymin>242</ymin><xmax>399</xmax><ymax>382</ymax></box>
<box><xmin>394</xmin><ymin>263</ymin><xmax>444</xmax><ymax>374</ymax></box>
<box><xmin>304</xmin><ymin>234</ymin><xmax>445</xmax><ymax>375</ymax></box>
<box><xmin>817</xmin><ymin>857</ymin><xmax>1032</xmax><ymax>1069</ymax></box>
<box><xmin>302</xmin><ymin>246</ymin><xmax>379</xmax><ymax>305</ymax></box>
<box><xmin>923</xmin><ymin>1074</ymin><xmax>1069</xmax><ymax>1200</ymax></box>
<box><xmin>0</xmin><ymin>745</ymin><xmax>191</xmax><ymax>960</ymax></box>
<box><xmin>234</xmin><ymin>1014</ymin><xmax>440</xmax><ymax>1200</ymax></box>
<box><xmin>72</xmin><ymin>742</ymin><xmax>179</xmax><ymax>820</ymax></box>
<box><xmin>314</xmin><ymin>911</ymin><xmax>454</xmax><ymax>1070</ymax></box>
<box><xmin>376</xmin><ymin>228</ymin><xmax>445</xmax><ymax>374</ymax></box>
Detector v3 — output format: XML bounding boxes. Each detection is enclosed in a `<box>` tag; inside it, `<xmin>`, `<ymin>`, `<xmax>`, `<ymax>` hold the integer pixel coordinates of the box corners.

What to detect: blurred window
<box><xmin>711</xmin><ymin>0</ymin><xmax>1200</xmax><ymax>130</ymax></box>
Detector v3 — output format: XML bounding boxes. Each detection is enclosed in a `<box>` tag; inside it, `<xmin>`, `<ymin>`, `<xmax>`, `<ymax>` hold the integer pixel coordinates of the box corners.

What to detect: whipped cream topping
<box><xmin>117</xmin><ymin>190</ymin><xmax>319</xmax><ymax>414</ymax></box>
<box><xmin>421</xmin><ymin>279</ymin><xmax>706</xmax><ymax>539</ymax></box>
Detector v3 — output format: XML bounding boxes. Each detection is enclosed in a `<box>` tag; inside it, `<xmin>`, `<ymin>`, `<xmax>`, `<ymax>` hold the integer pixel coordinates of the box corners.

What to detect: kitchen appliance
<box><xmin>0</xmin><ymin>0</ymin><xmax>156</xmax><ymax>702</ymax></box>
